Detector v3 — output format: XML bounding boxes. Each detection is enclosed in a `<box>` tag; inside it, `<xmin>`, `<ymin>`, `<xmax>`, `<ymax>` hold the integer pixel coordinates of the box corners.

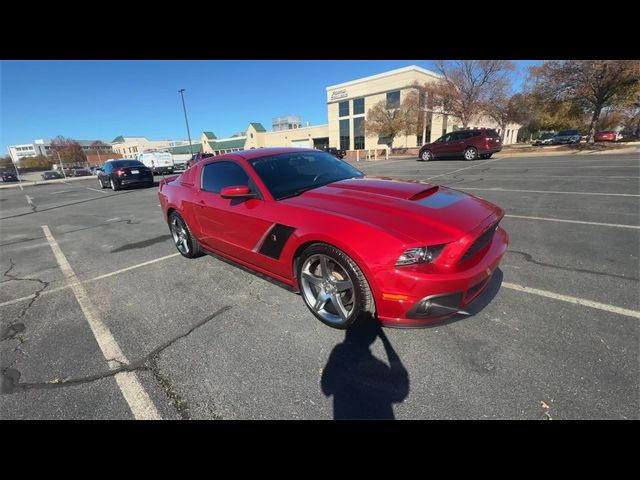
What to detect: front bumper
<box><xmin>374</xmin><ymin>227</ymin><xmax>508</xmax><ymax>328</ymax></box>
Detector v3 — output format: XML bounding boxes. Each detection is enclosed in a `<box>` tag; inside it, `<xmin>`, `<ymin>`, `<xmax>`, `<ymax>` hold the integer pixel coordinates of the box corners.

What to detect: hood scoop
<box><xmin>409</xmin><ymin>186</ymin><xmax>439</xmax><ymax>200</ymax></box>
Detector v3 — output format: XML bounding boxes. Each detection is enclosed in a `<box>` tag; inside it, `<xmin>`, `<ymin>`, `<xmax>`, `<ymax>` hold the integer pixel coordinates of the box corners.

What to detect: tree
<box><xmin>529</xmin><ymin>60</ymin><xmax>640</xmax><ymax>142</ymax></box>
<box><xmin>49</xmin><ymin>136</ymin><xmax>87</xmax><ymax>166</ymax></box>
<box><xmin>19</xmin><ymin>155</ymin><xmax>54</xmax><ymax>169</ymax></box>
<box><xmin>483</xmin><ymin>92</ymin><xmax>530</xmax><ymax>142</ymax></box>
<box><xmin>0</xmin><ymin>155</ymin><xmax>13</xmax><ymax>169</ymax></box>
<box><xmin>428</xmin><ymin>60</ymin><xmax>516</xmax><ymax>128</ymax></box>
<box><xmin>364</xmin><ymin>96</ymin><xmax>417</xmax><ymax>149</ymax></box>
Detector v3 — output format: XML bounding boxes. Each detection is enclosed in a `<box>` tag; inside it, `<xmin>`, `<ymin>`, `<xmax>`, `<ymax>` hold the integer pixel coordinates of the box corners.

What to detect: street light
<box><xmin>178</xmin><ymin>89</ymin><xmax>194</xmax><ymax>157</ymax></box>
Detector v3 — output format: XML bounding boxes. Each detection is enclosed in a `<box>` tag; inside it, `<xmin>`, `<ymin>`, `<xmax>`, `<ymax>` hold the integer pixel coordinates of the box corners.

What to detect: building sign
<box><xmin>330</xmin><ymin>89</ymin><xmax>348</xmax><ymax>101</ymax></box>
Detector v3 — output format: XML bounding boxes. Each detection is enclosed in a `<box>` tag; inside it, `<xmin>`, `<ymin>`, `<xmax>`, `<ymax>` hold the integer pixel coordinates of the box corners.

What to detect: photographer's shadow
<box><xmin>321</xmin><ymin>316</ymin><xmax>409</xmax><ymax>419</ymax></box>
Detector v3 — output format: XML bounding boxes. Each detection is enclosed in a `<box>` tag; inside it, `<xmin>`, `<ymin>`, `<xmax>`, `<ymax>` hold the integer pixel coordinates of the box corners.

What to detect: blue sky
<box><xmin>1</xmin><ymin>60</ymin><xmax>543</xmax><ymax>153</ymax></box>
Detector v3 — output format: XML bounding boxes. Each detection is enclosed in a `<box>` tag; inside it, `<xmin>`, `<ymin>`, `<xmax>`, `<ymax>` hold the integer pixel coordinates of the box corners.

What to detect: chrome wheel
<box><xmin>300</xmin><ymin>254</ymin><xmax>355</xmax><ymax>326</ymax></box>
<box><xmin>464</xmin><ymin>148</ymin><xmax>477</xmax><ymax>160</ymax></box>
<box><xmin>421</xmin><ymin>150</ymin><xmax>432</xmax><ymax>161</ymax></box>
<box><xmin>170</xmin><ymin>216</ymin><xmax>190</xmax><ymax>255</ymax></box>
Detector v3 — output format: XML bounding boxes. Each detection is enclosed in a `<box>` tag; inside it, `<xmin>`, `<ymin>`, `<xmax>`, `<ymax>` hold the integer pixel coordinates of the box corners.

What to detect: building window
<box><xmin>339</xmin><ymin>101</ymin><xmax>349</xmax><ymax>118</ymax></box>
<box><xmin>353</xmin><ymin>98</ymin><xmax>364</xmax><ymax>115</ymax></box>
<box><xmin>354</xmin><ymin>117</ymin><xmax>364</xmax><ymax>150</ymax></box>
<box><xmin>339</xmin><ymin>119</ymin><xmax>350</xmax><ymax>150</ymax></box>
<box><xmin>386</xmin><ymin>91</ymin><xmax>400</xmax><ymax>109</ymax></box>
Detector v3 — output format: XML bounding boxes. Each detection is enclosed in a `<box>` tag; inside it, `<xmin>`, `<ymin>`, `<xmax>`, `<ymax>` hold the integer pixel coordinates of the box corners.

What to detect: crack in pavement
<box><xmin>1</xmin><ymin>259</ymin><xmax>50</xmax><ymax>345</ymax></box>
<box><xmin>506</xmin><ymin>250</ymin><xmax>639</xmax><ymax>281</ymax></box>
<box><xmin>0</xmin><ymin>305</ymin><xmax>232</xmax><ymax>421</ymax></box>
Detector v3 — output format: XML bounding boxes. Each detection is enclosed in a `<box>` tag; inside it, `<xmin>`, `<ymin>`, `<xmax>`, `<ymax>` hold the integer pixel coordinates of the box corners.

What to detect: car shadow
<box><xmin>321</xmin><ymin>313</ymin><xmax>409</xmax><ymax>420</ymax></box>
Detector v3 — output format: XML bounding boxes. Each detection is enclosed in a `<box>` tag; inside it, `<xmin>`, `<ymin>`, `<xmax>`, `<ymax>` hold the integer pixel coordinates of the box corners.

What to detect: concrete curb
<box><xmin>0</xmin><ymin>175</ymin><xmax>97</xmax><ymax>190</ymax></box>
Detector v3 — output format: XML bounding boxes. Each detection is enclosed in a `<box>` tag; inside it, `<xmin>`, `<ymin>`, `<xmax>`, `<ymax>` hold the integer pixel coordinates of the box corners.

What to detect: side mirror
<box><xmin>220</xmin><ymin>185</ymin><xmax>255</xmax><ymax>199</ymax></box>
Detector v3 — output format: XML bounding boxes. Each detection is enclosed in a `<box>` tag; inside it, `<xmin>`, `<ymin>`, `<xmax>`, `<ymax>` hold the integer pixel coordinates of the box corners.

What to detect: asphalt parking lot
<box><xmin>1</xmin><ymin>151</ymin><xmax>638</xmax><ymax>420</ymax></box>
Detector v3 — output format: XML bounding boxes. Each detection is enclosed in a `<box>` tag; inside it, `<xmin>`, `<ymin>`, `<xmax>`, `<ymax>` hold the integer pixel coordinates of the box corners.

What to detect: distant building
<box><xmin>110</xmin><ymin>136</ymin><xmax>191</xmax><ymax>157</ymax></box>
<box><xmin>272</xmin><ymin>115</ymin><xmax>302</xmax><ymax>131</ymax></box>
<box><xmin>7</xmin><ymin>139</ymin><xmax>112</xmax><ymax>165</ymax></box>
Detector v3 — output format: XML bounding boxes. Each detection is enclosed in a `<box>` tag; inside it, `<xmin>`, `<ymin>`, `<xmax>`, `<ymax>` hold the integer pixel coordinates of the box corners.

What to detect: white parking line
<box><xmin>505</xmin><ymin>214</ymin><xmax>640</xmax><ymax>230</ymax></box>
<box><xmin>424</xmin><ymin>156</ymin><xmax>506</xmax><ymax>180</ymax></box>
<box><xmin>50</xmin><ymin>190</ymin><xmax>73</xmax><ymax>195</ymax></box>
<box><xmin>42</xmin><ymin>225</ymin><xmax>161</xmax><ymax>420</ymax></box>
<box><xmin>0</xmin><ymin>253</ymin><xmax>181</xmax><ymax>308</ymax></box>
<box><xmin>502</xmin><ymin>282</ymin><xmax>640</xmax><ymax>319</ymax></box>
<box><xmin>86</xmin><ymin>187</ymin><xmax>108</xmax><ymax>194</ymax></box>
<box><xmin>460</xmin><ymin>187</ymin><xmax>639</xmax><ymax>197</ymax></box>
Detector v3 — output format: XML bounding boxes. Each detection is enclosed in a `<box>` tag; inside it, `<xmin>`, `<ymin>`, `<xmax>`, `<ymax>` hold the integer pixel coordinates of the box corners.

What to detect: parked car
<box><xmin>97</xmin><ymin>159</ymin><xmax>154</xmax><ymax>191</ymax></box>
<box><xmin>71</xmin><ymin>168</ymin><xmax>92</xmax><ymax>177</ymax></box>
<box><xmin>551</xmin><ymin>129</ymin><xmax>581</xmax><ymax>144</ymax></box>
<box><xmin>418</xmin><ymin>128</ymin><xmax>502</xmax><ymax>161</ymax></box>
<box><xmin>532</xmin><ymin>132</ymin><xmax>555</xmax><ymax>146</ymax></box>
<box><xmin>323</xmin><ymin>147</ymin><xmax>346</xmax><ymax>159</ymax></box>
<box><xmin>594</xmin><ymin>131</ymin><xmax>620</xmax><ymax>142</ymax></box>
<box><xmin>187</xmin><ymin>152</ymin><xmax>215</xmax><ymax>168</ymax></box>
<box><xmin>158</xmin><ymin>147</ymin><xmax>508</xmax><ymax>329</ymax></box>
<box><xmin>41</xmin><ymin>171</ymin><xmax>64</xmax><ymax>180</ymax></box>
<box><xmin>137</xmin><ymin>151</ymin><xmax>174</xmax><ymax>174</ymax></box>
<box><xmin>0</xmin><ymin>171</ymin><xmax>18</xmax><ymax>182</ymax></box>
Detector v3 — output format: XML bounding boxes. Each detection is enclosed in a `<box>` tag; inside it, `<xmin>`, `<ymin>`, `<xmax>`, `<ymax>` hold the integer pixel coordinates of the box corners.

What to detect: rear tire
<box><xmin>110</xmin><ymin>178</ymin><xmax>120</xmax><ymax>191</ymax></box>
<box><xmin>480</xmin><ymin>153</ymin><xmax>493</xmax><ymax>159</ymax></box>
<box><xmin>464</xmin><ymin>147</ymin><xmax>478</xmax><ymax>161</ymax></box>
<box><xmin>169</xmin><ymin>212</ymin><xmax>203</xmax><ymax>258</ymax></box>
<box><xmin>297</xmin><ymin>243</ymin><xmax>375</xmax><ymax>329</ymax></box>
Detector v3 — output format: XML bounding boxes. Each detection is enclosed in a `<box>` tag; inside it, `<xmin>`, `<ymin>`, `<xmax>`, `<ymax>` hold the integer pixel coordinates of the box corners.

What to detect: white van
<box><xmin>136</xmin><ymin>151</ymin><xmax>174</xmax><ymax>174</ymax></box>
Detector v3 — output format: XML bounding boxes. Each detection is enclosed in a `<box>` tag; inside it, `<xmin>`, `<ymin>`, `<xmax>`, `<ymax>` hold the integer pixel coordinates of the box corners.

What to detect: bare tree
<box><xmin>429</xmin><ymin>60</ymin><xmax>516</xmax><ymax>128</ymax></box>
<box><xmin>49</xmin><ymin>136</ymin><xmax>86</xmax><ymax>167</ymax></box>
<box><xmin>529</xmin><ymin>60</ymin><xmax>640</xmax><ymax>142</ymax></box>
<box><xmin>484</xmin><ymin>93</ymin><xmax>530</xmax><ymax>142</ymax></box>
<box><xmin>364</xmin><ymin>97</ymin><xmax>416</xmax><ymax>149</ymax></box>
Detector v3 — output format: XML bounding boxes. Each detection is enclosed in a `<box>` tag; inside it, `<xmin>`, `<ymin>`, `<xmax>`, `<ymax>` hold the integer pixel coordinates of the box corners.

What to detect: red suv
<box><xmin>419</xmin><ymin>128</ymin><xmax>502</xmax><ymax>161</ymax></box>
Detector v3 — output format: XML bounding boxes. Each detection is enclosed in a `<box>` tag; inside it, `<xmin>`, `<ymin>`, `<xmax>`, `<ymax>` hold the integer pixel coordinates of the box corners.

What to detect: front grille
<box><xmin>459</xmin><ymin>222</ymin><xmax>499</xmax><ymax>264</ymax></box>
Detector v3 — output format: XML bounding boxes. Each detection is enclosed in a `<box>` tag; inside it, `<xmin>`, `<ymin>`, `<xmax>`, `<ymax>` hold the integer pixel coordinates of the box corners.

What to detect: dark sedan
<box><xmin>71</xmin><ymin>168</ymin><xmax>92</xmax><ymax>177</ymax></box>
<box><xmin>97</xmin><ymin>159</ymin><xmax>154</xmax><ymax>191</ymax></box>
<box><xmin>41</xmin><ymin>171</ymin><xmax>64</xmax><ymax>180</ymax></box>
<box><xmin>0</xmin><ymin>171</ymin><xmax>18</xmax><ymax>182</ymax></box>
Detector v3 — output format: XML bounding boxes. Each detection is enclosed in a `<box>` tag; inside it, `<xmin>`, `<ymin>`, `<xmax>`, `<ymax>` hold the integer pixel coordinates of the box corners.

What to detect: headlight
<box><xmin>395</xmin><ymin>245</ymin><xmax>446</xmax><ymax>266</ymax></box>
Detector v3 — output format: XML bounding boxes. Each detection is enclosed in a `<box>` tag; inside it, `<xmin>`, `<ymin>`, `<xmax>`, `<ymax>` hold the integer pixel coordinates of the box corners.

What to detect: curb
<box><xmin>0</xmin><ymin>175</ymin><xmax>97</xmax><ymax>190</ymax></box>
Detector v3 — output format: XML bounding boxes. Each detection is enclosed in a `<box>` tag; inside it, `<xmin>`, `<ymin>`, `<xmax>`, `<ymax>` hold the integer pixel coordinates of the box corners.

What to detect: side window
<box><xmin>201</xmin><ymin>161</ymin><xmax>249</xmax><ymax>193</ymax></box>
<box><xmin>103</xmin><ymin>163</ymin><xmax>112</xmax><ymax>173</ymax></box>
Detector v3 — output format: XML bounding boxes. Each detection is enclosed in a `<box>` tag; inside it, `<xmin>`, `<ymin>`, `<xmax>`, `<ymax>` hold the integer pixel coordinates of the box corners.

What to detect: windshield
<box><xmin>249</xmin><ymin>151</ymin><xmax>363</xmax><ymax>200</ymax></box>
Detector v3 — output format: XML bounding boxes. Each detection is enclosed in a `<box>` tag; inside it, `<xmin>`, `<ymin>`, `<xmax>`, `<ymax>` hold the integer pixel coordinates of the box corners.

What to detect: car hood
<box><xmin>283</xmin><ymin>177</ymin><xmax>502</xmax><ymax>244</ymax></box>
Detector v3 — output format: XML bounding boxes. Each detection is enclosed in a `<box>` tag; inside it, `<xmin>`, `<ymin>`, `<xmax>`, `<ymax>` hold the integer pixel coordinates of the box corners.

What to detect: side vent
<box><xmin>259</xmin><ymin>224</ymin><xmax>296</xmax><ymax>259</ymax></box>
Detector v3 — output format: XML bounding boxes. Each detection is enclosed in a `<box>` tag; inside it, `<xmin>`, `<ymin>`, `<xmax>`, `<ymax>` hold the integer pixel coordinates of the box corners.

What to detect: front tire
<box><xmin>464</xmin><ymin>147</ymin><xmax>478</xmax><ymax>161</ymax></box>
<box><xmin>99</xmin><ymin>177</ymin><xmax>107</xmax><ymax>188</ymax></box>
<box><xmin>420</xmin><ymin>149</ymin><xmax>433</xmax><ymax>161</ymax></box>
<box><xmin>169</xmin><ymin>212</ymin><xmax>203</xmax><ymax>258</ymax></box>
<box><xmin>297</xmin><ymin>243</ymin><xmax>374</xmax><ymax>329</ymax></box>
<box><xmin>480</xmin><ymin>153</ymin><xmax>493</xmax><ymax>159</ymax></box>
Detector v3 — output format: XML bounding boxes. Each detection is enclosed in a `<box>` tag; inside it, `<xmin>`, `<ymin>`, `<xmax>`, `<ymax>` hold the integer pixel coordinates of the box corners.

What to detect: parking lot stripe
<box><xmin>0</xmin><ymin>252</ymin><xmax>181</xmax><ymax>308</ymax></box>
<box><xmin>461</xmin><ymin>187</ymin><xmax>639</xmax><ymax>197</ymax></box>
<box><xmin>41</xmin><ymin>225</ymin><xmax>161</xmax><ymax>420</ymax></box>
<box><xmin>505</xmin><ymin>214</ymin><xmax>640</xmax><ymax>230</ymax></box>
<box><xmin>502</xmin><ymin>282</ymin><xmax>640</xmax><ymax>319</ymax></box>
<box><xmin>424</xmin><ymin>157</ymin><xmax>506</xmax><ymax>180</ymax></box>
<box><xmin>86</xmin><ymin>187</ymin><xmax>109</xmax><ymax>194</ymax></box>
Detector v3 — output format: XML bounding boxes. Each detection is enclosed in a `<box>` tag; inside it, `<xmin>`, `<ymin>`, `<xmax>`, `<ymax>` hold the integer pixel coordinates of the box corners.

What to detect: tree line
<box><xmin>364</xmin><ymin>60</ymin><xmax>640</xmax><ymax>148</ymax></box>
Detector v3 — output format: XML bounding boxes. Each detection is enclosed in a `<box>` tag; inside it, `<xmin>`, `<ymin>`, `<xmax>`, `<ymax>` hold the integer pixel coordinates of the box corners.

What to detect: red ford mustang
<box><xmin>158</xmin><ymin>148</ymin><xmax>508</xmax><ymax>329</ymax></box>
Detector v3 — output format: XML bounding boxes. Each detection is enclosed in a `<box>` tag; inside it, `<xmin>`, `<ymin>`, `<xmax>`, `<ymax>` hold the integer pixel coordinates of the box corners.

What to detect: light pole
<box><xmin>178</xmin><ymin>89</ymin><xmax>194</xmax><ymax>157</ymax></box>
